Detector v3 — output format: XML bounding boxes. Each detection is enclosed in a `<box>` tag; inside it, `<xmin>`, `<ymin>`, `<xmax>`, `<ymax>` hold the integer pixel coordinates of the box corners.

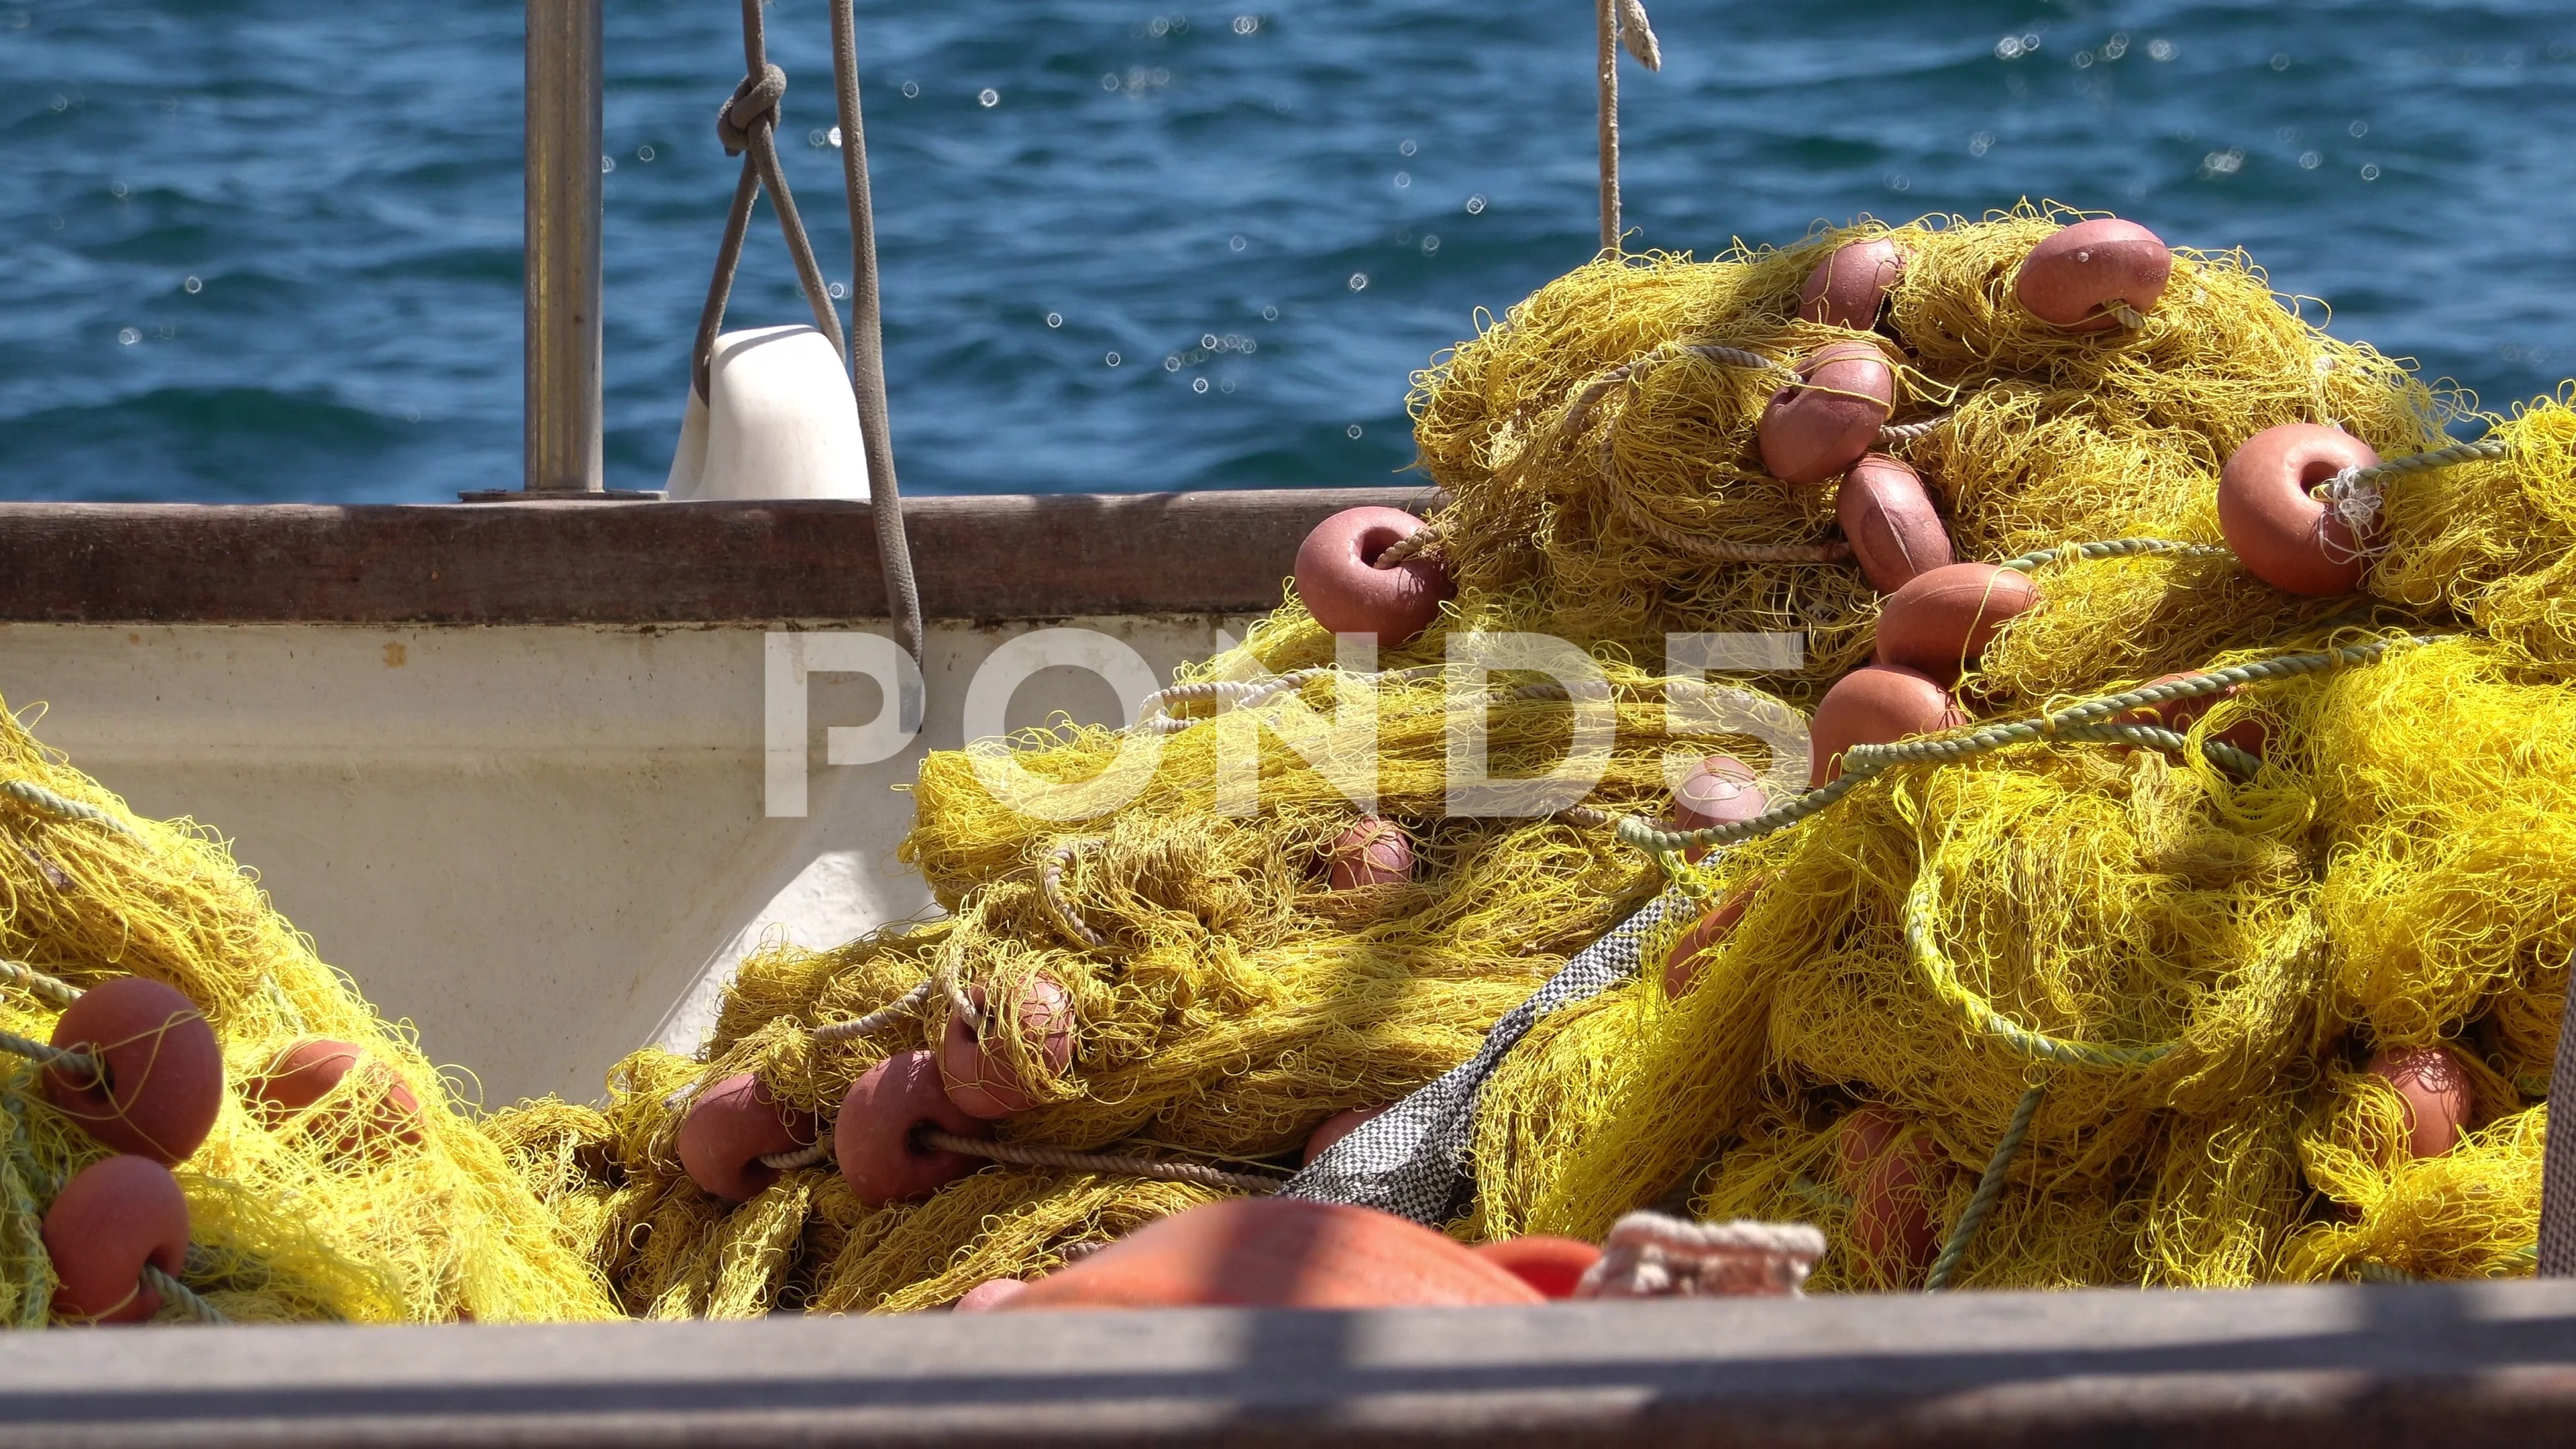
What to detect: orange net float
<box><xmin>2367</xmin><ymin>1046</ymin><xmax>2474</xmax><ymax>1160</ymax></box>
<box><xmin>1668</xmin><ymin>755</ymin><xmax>1765</xmax><ymax>865</ymax></box>
<box><xmin>1806</xmin><ymin>665</ymin><xmax>1968</xmax><ymax>786</ymax></box>
<box><xmin>1833</xmin><ymin>1106</ymin><xmax>1952</xmax><ymax>1289</ymax></box>
<box><xmin>938</xmin><ymin>976</ymin><xmax>1075</xmax><ymax>1120</ymax></box>
<box><xmin>1798</xmin><ymin>235</ymin><xmax>1904</xmax><ymax>331</ymax></box>
<box><xmin>1291</xmin><ymin>506</ymin><xmax>1453</xmax><ymax>647</ymax></box>
<box><xmin>1872</xmin><ymin>562</ymin><xmax>2041</xmax><ymax>686</ymax></box>
<box><xmin>246</xmin><ymin>1038</ymin><xmax>427</xmax><ymax>1157</ymax></box>
<box><xmin>1662</xmin><ymin>878</ymin><xmax>1766</xmax><ymax>998</ymax></box>
<box><xmin>1835</xmin><ymin>453</ymin><xmax>1953</xmax><ymax>593</ymax></box>
<box><xmin>1471</xmin><ymin>1235</ymin><xmax>1602</xmax><ymax>1300</ymax></box>
<box><xmin>2010</xmin><ymin>217</ymin><xmax>2172</xmax><ymax>331</ymax></box>
<box><xmin>41</xmin><ymin>977</ymin><xmax>222</xmax><ymax>1167</ymax></box>
<box><xmin>1757</xmin><ymin>341</ymin><xmax>1895</xmax><ymax>484</ymax></box>
<box><xmin>676</xmin><ymin>1072</ymin><xmax>821</xmax><ymax>1202</ymax></box>
<box><xmin>1325</xmin><ymin>815</ymin><xmax>1414</xmax><ymax>889</ymax></box>
<box><xmin>2217</xmin><ymin>423</ymin><xmax>2381</xmax><ymax>596</ymax></box>
<box><xmin>42</xmin><ymin>1155</ymin><xmax>190</xmax><ymax>1325</ymax></box>
<box><xmin>952</xmin><ymin>1277</ymin><xmax>1030</xmax><ymax>1313</ymax></box>
<box><xmin>836</xmin><ymin>1049</ymin><xmax>994</xmax><ymax>1208</ymax></box>
<box><xmin>996</xmin><ymin>1197</ymin><xmax>1545</xmax><ymax>1311</ymax></box>
<box><xmin>1301</xmin><ymin>1104</ymin><xmax>1389</xmax><ymax>1165</ymax></box>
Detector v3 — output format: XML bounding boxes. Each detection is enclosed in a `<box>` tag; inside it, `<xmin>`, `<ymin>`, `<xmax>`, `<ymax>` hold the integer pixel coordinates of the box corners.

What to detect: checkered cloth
<box><xmin>2542</xmin><ymin>984</ymin><xmax>2576</xmax><ymax>1277</ymax></box>
<box><xmin>1281</xmin><ymin>891</ymin><xmax>1684</xmax><ymax>1224</ymax></box>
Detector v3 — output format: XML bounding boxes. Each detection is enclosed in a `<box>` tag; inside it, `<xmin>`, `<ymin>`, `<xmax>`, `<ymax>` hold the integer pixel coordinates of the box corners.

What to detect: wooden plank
<box><xmin>0</xmin><ymin>489</ymin><xmax>1438</xmax><ymax>625</ymax></box>
<box><xmin>0</xmin><ymin>1279</ymin><xmax>2570</xmax><ymax>1446</ymax></box>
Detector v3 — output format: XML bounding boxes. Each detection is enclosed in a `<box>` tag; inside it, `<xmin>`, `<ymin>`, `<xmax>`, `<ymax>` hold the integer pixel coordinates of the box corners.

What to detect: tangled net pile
<box><xmin>0</xmin><ymin>708</ymin><xmax>616</xmax><ymax>1325</ymax></box>
<box><xmin>501</xmin><ymin>201</ymin><xmax>2576</xmax><ymax>1311</ymax></box>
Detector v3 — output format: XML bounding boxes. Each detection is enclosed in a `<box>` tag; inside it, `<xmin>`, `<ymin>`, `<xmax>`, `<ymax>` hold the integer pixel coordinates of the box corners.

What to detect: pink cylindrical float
<box><xmin>2217</xmin><ymin>423</ymin><xmax>2381</xmax><ymax>596</ymax></box>
<box><xmin>938</xmin><ymin>976</ymin><xmax>1077</xmax><ymax>1120</ymax></box>
<box><xmin>1836</xmin><ymin>454</ymin><xmax>1953</xmax><ymax>593</ymax></box>
<box><xmin>1798</xmin><ymin>237</ymin><xmax>1904</xmax><ymax>331</ymax></box>
<box><xmin>1292</xmin><ymin>506</ymin><xmax>1454</xmax><ymax>647</ymax></box>
<box><xmin>1757</xmin><ymin>342</ymin><xmax>1895</xmax><ymax>485</ymax></box>
<box><xmin>2012</xmin><ymin>218</ymin><xmax>2173</xmax><ymax>331</ymax></box>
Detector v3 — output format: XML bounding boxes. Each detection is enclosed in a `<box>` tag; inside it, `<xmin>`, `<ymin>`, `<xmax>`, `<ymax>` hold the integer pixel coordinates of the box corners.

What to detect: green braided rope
<box><xmin>1907</xmin><ymin>873</ymin><xmax>2178</xmax><ymax>1069</ymax></box>
<box><xmin>0</xmin><ymin>1028</ymin><xmax>93</xmax><ymax>1082</ymax></box>
<box><xmin>140</xmin><ymin>1263</ymin><xmax>227</xmax><ymax>1324</ymax></box>
<box><xmin>1925</xmin><ymin>1079</ymin><xmax>2046</xmax><ymax>1292</ymax></box>
<box><xmin>0</xmin><ymin>962</ymin><xmax>79</xmax><ymax>1010</ymax></box>
<box><xmin>0</xmin><ymin>780</ymin><xmax>140</xmax><ymax>839</ymax></box>
<box><xmin>1996</xmin><ymin>537</ymin><xmax>2237</xmax><ymax>574</ymax></box>
<box><xmin>1616</xmin><ymin>635</ymin><xmax>2432</xmax><ymax>856</ymax></box>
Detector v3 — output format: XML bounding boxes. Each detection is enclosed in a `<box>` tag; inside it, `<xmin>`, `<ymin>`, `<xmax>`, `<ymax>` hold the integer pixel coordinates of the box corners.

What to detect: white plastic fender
<box><xmin>663</xmin><ymin>325</ymin><xmax>871</xmax><ymax>501</ymax></box>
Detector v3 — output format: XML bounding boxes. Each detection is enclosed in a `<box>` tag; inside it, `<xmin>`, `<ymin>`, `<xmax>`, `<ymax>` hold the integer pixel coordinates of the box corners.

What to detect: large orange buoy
<box><xmin>939</xmin><ymin>976</ymin><xmax>1077</xmax><ymax>1120</ymax></box>
<box><xmin>1872</xmin><ymin>562</ymin><xmax>2041</xmax><ymax>685</ymax></box>
<box><xmin>1301</xmin><ymin>1104</ymin><xmax>1389</xmax><ymax>1165</ymax></box>
<box><xmin>1472</xmin><ymin>1236</ymin><xmax>1601</xmax><ymax>1299</ymax></box>
<box><xmin>42</xmin><ymin>1155</ymin><xmax>190</xmax><ymax>1325</ymax></box>
<box><xmin>1669</xmin><ymin>754</ymin><xmax>1766</xmax><ymax>864</ymax></box>
<box><xmin>998</xmin><ymin>1197</ymin><xmax>1545</xmax><ymax>1311</ymax></box>
<box><xmin>837</xmin><ymin>1049</ymin><xmax>994</xmax><ymax>1208</ymax></box>
<box><xmin>2113</xmin><ymin>674</ymin><xmax>2268</xmax><ymax>759</ymax></box>
<box><xmin>2217</xmin><ymin>423</ymin><xmax>2381</xmax><ymax>596</ymax></box>
<box><xmin>1807</xmin><ymin>665</ymin><xmax>1967</xmax><ymax>786</ymax></box>
<box><xmin>678</xmin><ymin>1073</ymin><xmax>820</xmax><ymax>1202</ymax></box>
<box><xmin>1326</xmin><ymin>816</ymin><xmax>1414</xmax><ymax>889</ymax></box>
<box><xmin>1757</xmin><ymin>341</ymin><xmax>1895</xmax><ymax>485</ymax></box>
<box><xmin>42</xmin><ymin>977</ymin><xmax>222</xmax><ymax>1166</ymax></box>
<box><xmin>246</xmin><ymin>1038</ymin><xmax>427</xmax><ymax>1157</ymax></box>
<box><xmin>2011</xmin><ymin>217</ymin><xmax>2173</xmax><ymax>331</ymax></box>
<box><xmin>1835</xmin><ymin>454</ymin><xmax>1953</xmax><ymax>593</ymax></box>
<box><xmin>1834</xmin><ymin>1107</ymin><xmax>1949</xmax><ymax>1285</ymax></box>
<box><xmin>1292</xmin><ymin>506</ymin><xmax>1454</xmax><ymax>647</ymax></box>
<box><xmin>1663</xmin><ymin>881</ymin><xmax>1764</xmax><ymax>998</ymax></box>
<box><xmin>1798</xmin><ymin>237</ymin><xmax>1904</xmax><ymax>331</ymax></box>
<box><xmin>953</xmin><ymin>1277</ymin><xmax>1029</xmax><ymax>1313</ymax></box>
<box><xmin>2367</xmin><ymin>1046</ymin><xmax>2473</xmax><ymax>1160</ymax></box>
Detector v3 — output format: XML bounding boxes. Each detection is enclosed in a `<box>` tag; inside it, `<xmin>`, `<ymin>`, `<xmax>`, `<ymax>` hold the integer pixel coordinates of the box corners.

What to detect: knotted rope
<box><xmin>1925</xmin><ymin>1078</ymin><xmax>2047</xmax><ymax>1292</ymax></box>
<box><xmin>1996</xmin><ymin>537</ymin><xmax>2237</xmax><ymax>574</ymax></box>
<box><xmin>812</xmin><ymin>978</ymin><xmax>932</xmax><ymax>1045</ymax></box>
<box><xmin>918</xmin><ymin>1130</ymin><xmax>1287</xmax><ymax>1194</ymax></box>
<box><xmin>1</xmin><ymin>780</ymin><xmax>141</xmax><ymax>839</ymax></box>
<box><xmin>1616</xmin><ymin>635</ymin><xmax>2434</xmax><ymax>856</ymax></box>
<box><xmin>2314</xmin><ymin>436</ymin><xmax>2514</xmax><ymax>563</ymax></box>
<box><xmin>692</xmin><ymin>0</ymin><xmax>923</xmax><ymax>671</ymax></box>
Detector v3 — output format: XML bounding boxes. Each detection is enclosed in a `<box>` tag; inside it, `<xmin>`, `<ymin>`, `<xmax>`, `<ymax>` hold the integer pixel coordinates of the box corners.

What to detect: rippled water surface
<box><xmin>1</xmin><ymin>1</ymin><xmax>2571</xmax><ymax>500</ymax></box>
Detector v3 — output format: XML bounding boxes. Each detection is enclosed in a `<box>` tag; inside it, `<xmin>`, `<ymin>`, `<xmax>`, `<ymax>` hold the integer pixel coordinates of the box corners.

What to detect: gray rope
<box><xmin>0</xmin><ymin>961</ymin><xmax>80</xmax><ymax>1010</ymax></box>
<box><xmin>2321</xmin><ymin>436</ymin><xmax>2512</xmax><ymax>494</ymax></box>
<box><xmin>1618</xmin><ymin>635</ymin><xmax>2430</xmax><ymax>855</ymax></box>
<box><xmin>1</xmin><ymin>780</ymin><xmax>140</xmax><ymax>839</ymax></box>
<box><xmin>0</xmin><ymin>1027</ymin><xmax>95</xmax><ymax>1082</ymax></box>
<box><xmin>139</xmin><ymin>1263</ymin><xmax>225</xmax><ymax>1325</ymax></box>
<box><xmin>1925</xmin><ymin>1079</ymin><xmax>2045</xmax><ymax>1291</ymax></box>
<box><xmin>1996</xmin><ymin>537</ymin><xmax>2237</xmax><ymax>574</ymax></box>
<box><xmin>919</xmin><ymin>1129</ymin><xmax>1286</xmax><ymax>1195</ymax></box>
<box><xmin>830</xmin><ymin>0</ymin><xmax>924</xmax><ymax>674</ymax></box>
<box><xmin>812</xmin><ymin>978</ymin><xmax>932</xmax><ymax>1044</ymax></box>
<box><xmin>1594</xmin><ymin>0</ymin><xmax>1618</xmax><ymax>253</ymax></box>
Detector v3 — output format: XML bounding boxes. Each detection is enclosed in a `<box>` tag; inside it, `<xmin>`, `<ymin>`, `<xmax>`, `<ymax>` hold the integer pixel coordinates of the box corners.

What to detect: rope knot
<box><xmin>716</xmin><ymin>64</ymin><xmax>788</xmax><ymax>156</ymax></box>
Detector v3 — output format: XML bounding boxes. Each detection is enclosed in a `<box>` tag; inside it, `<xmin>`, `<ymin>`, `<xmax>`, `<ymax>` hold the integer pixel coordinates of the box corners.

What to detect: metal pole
<box><xmin>525</xmin><ymin>0</ymin><xmax>603</xmax><ymax>494</ymax></box>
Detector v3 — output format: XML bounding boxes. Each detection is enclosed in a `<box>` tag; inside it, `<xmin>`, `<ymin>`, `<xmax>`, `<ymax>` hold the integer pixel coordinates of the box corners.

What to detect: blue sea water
<box><xmin>1</xmin><ymin>1</ymin><xmax>2571</xmax><ymax>502</ymax></box>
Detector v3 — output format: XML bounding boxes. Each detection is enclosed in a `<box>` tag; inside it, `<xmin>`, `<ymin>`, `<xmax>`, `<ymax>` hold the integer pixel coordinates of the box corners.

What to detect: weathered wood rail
<box><xmin>0</xmin><ymin>1279</ymin><xmax>2568</xmax><ymax>1446</ymax></box>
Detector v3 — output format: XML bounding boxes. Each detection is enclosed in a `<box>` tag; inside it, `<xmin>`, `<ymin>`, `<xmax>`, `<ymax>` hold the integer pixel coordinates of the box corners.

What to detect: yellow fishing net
<box><xmin>498</xmin><ymin>202</ymin><xmax>2575</xmax><ymax>1309</ymax></box>
<box><xmin>0</xmin><ymin>704</ymin><xmax>617</xmax><ymax>1325</ymax></box>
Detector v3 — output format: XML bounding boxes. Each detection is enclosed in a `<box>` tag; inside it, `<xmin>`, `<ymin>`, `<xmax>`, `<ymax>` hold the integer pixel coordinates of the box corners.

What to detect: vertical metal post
<box><xmin>525</xmin><ymin>0</ymin><xmax>603</xmax><ymax>494</ymax></box>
